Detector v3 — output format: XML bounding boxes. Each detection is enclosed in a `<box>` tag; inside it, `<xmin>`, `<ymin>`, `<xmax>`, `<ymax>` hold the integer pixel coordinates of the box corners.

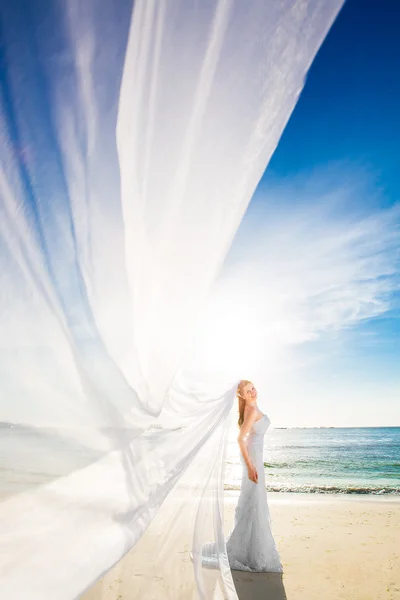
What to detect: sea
<box><xmin>224</xmin><ymin>426</ymin><xmax>400</xmax><ymax>495</ymax></box>
<box><xmin>1</xmin><ymin>424</ymin><xmax>399</xmax><ymax>497</ymax></box>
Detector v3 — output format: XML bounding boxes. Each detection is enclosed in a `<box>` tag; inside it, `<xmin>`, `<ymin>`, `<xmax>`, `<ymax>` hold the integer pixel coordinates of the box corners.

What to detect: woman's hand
<box><xmin>247</xmin><ymin>464</ymin><xmax>258</xmax><ymax>483</ymax></box>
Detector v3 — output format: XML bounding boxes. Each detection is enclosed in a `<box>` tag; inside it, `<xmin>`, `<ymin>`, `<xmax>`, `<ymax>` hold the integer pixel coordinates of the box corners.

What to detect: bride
<box><xmin>193</xmin><ymin>379</ymin><xmax>283</xmax><ymax>575</ymax></box>
<box><xmin>225</xmin><ymin>379</ymin><xmax>283</xmax><ymax>572</ymax></box>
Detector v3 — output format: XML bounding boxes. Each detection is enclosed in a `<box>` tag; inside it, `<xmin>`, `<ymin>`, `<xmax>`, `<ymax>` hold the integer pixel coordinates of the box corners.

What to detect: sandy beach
<box><xmin>80</xmin><ymin>492</ymin><xmax>400</xmax><ymax>600</ymax></box>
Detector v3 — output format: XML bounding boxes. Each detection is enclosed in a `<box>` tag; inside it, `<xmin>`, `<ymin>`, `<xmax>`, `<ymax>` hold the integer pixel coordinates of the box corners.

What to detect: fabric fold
<box><xmin>0</xmin><ymin>1</ymin><xmax>343</xmax><ymax>597</ymax></box>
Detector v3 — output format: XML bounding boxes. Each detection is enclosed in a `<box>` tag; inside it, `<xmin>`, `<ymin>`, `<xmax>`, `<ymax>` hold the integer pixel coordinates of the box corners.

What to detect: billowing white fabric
<box><xmin>0</xmin><ymin>1</ymin><xmax>343</xmax><ymax>598</ymax></box>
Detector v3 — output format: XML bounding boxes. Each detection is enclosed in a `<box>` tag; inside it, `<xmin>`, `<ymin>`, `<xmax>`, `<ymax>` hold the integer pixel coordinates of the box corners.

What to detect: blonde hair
<box><xmin>237</xmin><ymin>379</ymin><xmax>252</xmax><ymax>428</ymax></box>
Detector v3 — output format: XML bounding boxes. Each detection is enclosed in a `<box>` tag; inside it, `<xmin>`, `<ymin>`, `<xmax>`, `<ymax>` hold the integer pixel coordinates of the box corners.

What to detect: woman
<box><xmin>225</xmin><ymin>379</ymin><xmax>283</xmax><ymax>572</ymax></box>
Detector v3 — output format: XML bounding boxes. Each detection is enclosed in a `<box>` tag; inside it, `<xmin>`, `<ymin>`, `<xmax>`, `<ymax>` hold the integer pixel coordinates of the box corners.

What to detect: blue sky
<box><xmin>265</xmin><ymin>0</ymin><xmax>400</xmax><ymax>205</ymax></box>
<box><xmin>218</xmin><ymin>0</ymin><xmax>400</xmax><ymax>426</ymax></box>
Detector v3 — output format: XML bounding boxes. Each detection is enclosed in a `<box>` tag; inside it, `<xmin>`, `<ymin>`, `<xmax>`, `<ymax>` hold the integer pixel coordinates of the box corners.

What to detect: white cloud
<box><xmin>184</xmin><ymin>170</ymin><xmax>400</xmax><ymax>402</ymax></box>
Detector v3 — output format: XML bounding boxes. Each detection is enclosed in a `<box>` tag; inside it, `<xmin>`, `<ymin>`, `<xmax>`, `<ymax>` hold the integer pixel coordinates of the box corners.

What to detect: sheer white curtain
<box><xmin>0</xmin><ymin>1</ymin><xmax>343</xmax><ymax>598</ymax></box>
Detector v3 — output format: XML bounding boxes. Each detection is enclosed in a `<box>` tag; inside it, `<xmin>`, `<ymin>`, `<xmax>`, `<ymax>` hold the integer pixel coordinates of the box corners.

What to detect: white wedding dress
<box><xmin>225</xmin><ymin>412</ymin><xmax>283</xmax><ymax>572</ymax></box>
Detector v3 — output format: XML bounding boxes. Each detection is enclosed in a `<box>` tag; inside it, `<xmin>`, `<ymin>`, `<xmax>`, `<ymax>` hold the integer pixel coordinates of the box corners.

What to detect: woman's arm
<box><xmin>237</xmin><ymin>407</ymin><xmax>258</xmax><ymax>482</ymax></box>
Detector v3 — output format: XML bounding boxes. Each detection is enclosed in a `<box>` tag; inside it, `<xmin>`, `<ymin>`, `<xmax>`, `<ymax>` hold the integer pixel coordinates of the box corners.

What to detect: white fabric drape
<box><xmin>0</xmin><ymin>1</ymin><xmax>343</xmax><ymax>598</ymax></box>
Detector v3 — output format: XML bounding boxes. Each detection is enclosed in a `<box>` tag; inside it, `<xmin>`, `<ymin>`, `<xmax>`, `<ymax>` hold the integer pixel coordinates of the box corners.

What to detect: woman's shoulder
<box><xmin>244</xmin><ymin>403</ymin><xmax>261</xmax><ymax>419</ymax></box>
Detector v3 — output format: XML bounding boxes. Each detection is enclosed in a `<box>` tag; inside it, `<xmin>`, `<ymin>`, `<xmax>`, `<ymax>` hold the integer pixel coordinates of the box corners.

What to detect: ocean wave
<box><xmin>269</xmin><ymin>441</ymin><xmax>400</xmax><ymax>449</ymax></box>
<box><xmin>261</xmin><ymin>460</ymin><xmax>400</xmax><ymax>470</ymax></box>
<box><xmin>224</xmin><ymin>483</ymin><xmax>400</xmax><ymax>495</ymax></box>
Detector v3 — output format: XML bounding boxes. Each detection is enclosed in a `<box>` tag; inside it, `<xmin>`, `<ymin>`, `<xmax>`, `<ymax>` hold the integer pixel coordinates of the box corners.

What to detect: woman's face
<box><xmin>242</xmin><ymin>382</ymin><xmax>257</xmax><ymax>403</ymax></box>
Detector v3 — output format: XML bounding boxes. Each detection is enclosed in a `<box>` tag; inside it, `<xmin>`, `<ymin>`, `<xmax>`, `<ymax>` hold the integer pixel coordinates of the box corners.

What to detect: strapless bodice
<box><xmin>250</xmin><ymin>413</ymin><xmax>270</xmax><ymax>435</ymax></box>
<box><xmin>245</xmin><ymin>413</ymin><xmax>270</xmax><ymax>452</ymax></box>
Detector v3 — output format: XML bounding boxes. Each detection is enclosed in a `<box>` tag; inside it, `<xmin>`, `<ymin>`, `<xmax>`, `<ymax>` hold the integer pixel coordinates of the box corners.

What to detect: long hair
<box><xmin>237</xmin><ymin>379</ymin><xmax>252</xmax><ymax>428</ymax></box>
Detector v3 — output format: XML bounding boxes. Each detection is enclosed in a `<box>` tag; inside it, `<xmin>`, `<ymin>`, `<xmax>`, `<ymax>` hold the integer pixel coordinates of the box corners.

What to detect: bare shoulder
<box><xmin>244</xmin><ymin>403</ymin><xmax>263</xmax><ymax>422</ymax></box>
<box><xmin>243</xmin><ymin>404</ymin><xmax>258</xmax><ymax>421</ymax></box>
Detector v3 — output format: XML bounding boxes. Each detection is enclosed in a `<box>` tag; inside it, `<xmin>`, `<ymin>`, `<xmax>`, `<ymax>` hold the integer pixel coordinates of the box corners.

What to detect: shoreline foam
<box><xmin>224</xmin><ymin>483</ymin><xmax>400</xmax><ymax>495</ymax></box>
